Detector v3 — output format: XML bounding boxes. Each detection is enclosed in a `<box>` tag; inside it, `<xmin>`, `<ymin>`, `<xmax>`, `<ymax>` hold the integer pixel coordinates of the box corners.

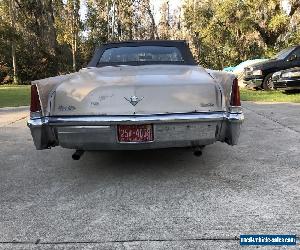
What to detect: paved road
<box><xmin>0</xmin><ymin>102</ymin><xmax>299</xmax><ymax>249</ymax></box>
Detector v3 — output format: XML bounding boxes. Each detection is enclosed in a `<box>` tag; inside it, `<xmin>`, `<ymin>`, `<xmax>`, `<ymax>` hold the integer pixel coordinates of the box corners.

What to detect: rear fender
<box><xmin>32</xmin><ymin>73</ymin><xmax>77</xmax><ymax>116</ymax></box>
<box><xmin>206</xmin><ymin>69</ymin><xmax>236</xmax><ymax>110</ymax></box>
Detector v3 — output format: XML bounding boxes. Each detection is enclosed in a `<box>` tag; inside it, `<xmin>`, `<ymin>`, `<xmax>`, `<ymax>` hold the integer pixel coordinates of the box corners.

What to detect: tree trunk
<box><xmin>111</xmin><ymin>0</ymin><xmax>116</xmax><ymax>41</ymax></box>
<box><xmin>8</xmin><ymin>0</ymin><xmax>18</xmax><ymax>84</ymax></box>
<box><xmin>41</xmin><ymin>0</ymin><xmax>58</xmax><ymax>56</ymax></box>
<box><xmin>71</xmin><ymin>1</ymin><xmax>76</xmax><ymax>72</ymax></box>
<box><xmin>72</xmin><ymin>33</ymin><xmax>77</xmax><ymax>72</ymax></box>
<box><xmin>146</xmin><ymin>4</ymin><xmax>159</xmax><ymax>39</ymax></box>
<box><xmin>106</xmin><ymin>0</ymin><xmax>110</xmax><ymax>41</ymax></box>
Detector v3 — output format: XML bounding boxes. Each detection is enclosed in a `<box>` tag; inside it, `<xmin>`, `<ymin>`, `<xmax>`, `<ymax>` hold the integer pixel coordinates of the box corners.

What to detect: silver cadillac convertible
<box><xmin>28</xmin><ymin>40</ymin><xmax>244</xmax><ymax>159</ymax></box>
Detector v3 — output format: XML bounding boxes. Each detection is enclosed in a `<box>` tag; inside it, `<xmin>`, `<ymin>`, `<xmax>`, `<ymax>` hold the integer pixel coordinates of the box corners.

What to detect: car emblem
<box><xmin>124</xmin><ymin>96</ymin><xmax>144</xmax><ymax>106</ymax></box>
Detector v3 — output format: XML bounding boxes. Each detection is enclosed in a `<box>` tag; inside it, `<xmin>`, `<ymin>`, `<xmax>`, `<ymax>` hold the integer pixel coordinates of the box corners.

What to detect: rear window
<box><xmin>99</xmin><ymin>46</ymin><xmax>184</xmax><ymax>64</ymax></box>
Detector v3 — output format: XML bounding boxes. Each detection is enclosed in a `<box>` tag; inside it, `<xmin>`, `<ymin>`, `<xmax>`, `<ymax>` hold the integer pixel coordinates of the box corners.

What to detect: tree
<box><xmin>245</xmin><ymin>0</ymin><xmax>300</xmax><ymax>47</ymax></box>
<box><xmin>1</xmin><ymin>0</ymin><xmax>300</xmax><ymax>83</ymax></box>
<box><xmin>85</xmin><ymin>0</ymin><xmax>109</xmax><ymax>51</ymax></box>
<box><xmin>66</xmin><ymin>0</ymin><xmax>81</xmax><ymax>71</ymax></box>
<box><xmin>15</xmin><ymin>0</ymin><xmax>59</xmax><ymax>79</ymax></box>
<box><xmin>8</xmin><ymin>0</ymin><xmax>18</xmax><ymax>83</ymax></box>
<box><xmin>182</xmin><ymin>0</ymin><xmax>300</xmax><ymax>69</ymax></box>
<box><xmin>85</xmin><ymin>0</ymin><xmax>158</xmax><ymax>44</ymax></box>
<box><xmin>139</xmin><ymin>0</ymin><xmax>158</xmax><ymax>39</ymax></box>
<box><xmin>158</xmin><ymin>0</ymin><xmax>170</xmax><ymax>39</ymax></box>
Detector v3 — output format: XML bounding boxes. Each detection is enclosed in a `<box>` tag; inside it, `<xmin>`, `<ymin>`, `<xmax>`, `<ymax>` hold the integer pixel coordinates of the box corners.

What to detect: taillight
<box><xmin>30</xmin><ymin>85</ymin><xmax>41</xmax><ymax>112</ymax></box>
<box><xmin>230</xmin><ymin>78</ymin><xmax>241</xmax><ymax>106</ymax></box>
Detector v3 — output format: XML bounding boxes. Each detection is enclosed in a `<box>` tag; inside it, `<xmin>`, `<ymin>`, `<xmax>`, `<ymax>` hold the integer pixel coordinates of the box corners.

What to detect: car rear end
<box><xmin>28</xmin><ymin>41</ymin><xmax>243</xmax><ymax>152</ymax></box>
<box><xmin>28</xmin><ymin>74</ymin><xmax>243</xmax><ymax>151</ymax></box>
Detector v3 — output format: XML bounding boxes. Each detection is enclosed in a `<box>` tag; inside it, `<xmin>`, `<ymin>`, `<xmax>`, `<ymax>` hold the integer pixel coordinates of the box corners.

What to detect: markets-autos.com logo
<box><xmin>240</xmin><ymin>235</ymin><xmax>297</xmax><ymax>246</ymax></box>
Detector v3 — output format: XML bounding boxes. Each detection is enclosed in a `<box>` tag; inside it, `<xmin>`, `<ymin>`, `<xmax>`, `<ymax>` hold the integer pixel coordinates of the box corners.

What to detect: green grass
<box><xmin>240</xmin><ymin>89</ymin><xmax>300</xmax><ymax>103</ymax></box>
<box><xmin>0</xmin><ymin>85</ymin><xmax>30</xmax><ymax>108</ymax></box>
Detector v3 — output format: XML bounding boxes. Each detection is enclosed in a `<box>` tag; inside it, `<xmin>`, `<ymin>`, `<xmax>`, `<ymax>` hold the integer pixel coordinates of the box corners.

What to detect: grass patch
<box><xmin>240</xmin><ymin>89</ymin><xmax>300</xmax><ymax>103</ymax></box>
<box><xmin>0</xmin><ymin>85</ymin><xmax>30</xmax><ymax>108</ymax></box>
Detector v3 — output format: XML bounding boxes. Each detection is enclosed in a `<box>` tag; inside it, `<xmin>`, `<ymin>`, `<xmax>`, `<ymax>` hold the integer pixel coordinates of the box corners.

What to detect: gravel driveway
<box><xmin>0</xmin><ymin>102</ymin><xmax>299</xmax><ymax>249</ymax></box>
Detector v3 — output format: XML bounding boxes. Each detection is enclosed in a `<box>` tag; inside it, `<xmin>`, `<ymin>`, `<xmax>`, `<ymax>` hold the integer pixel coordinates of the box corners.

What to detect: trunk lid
<box><xmin>52</xmin><ymin>65</ymin><xmax>223</xmax><ymax>116</ymax></box>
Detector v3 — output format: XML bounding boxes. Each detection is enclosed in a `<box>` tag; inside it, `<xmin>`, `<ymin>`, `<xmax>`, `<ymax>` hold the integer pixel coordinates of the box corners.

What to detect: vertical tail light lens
<box><xmin>230</xmin><ymin>78</ymin><xmax>241</xmax><ymax>106</ymax></box>
<box><xmin>30</xmin><ymin>85</ymin><xmax>41</xmax><ymax>112</ymax></box>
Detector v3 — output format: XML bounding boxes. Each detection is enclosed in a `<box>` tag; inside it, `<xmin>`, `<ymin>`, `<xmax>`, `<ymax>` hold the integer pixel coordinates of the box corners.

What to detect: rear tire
<box><xmin>262</xmin><ymin>73</ymin><xmax>274</xmax><ymax>91</ymax></box>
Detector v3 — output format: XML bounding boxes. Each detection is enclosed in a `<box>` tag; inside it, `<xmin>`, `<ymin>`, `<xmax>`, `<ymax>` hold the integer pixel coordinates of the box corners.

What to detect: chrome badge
<box><xmin>124</xmin><ymin>96</ymin><xmax>144</xmax><ymax>106</ymax></box>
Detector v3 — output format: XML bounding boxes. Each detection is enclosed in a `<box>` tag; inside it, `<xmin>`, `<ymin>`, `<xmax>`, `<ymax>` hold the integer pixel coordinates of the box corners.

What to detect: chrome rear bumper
<box><xmin>28</xmin><ymin>111</ymin><xmax>244</xmax><ymax>150</ymax></box>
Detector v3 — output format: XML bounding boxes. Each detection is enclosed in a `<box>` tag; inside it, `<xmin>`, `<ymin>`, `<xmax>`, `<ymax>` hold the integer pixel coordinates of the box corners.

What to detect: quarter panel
<box><xmin>206</xmin><ymin>69</ymin><xmax>236</xmax><ymax>109</ymax></box>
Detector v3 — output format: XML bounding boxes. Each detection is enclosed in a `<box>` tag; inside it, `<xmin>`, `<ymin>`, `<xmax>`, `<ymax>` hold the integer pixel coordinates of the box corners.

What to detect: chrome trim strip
<box><xmin>227</xmin><ymin>112</ymin><xmax>245</xmax><ymax>122</ymax></box>
<box><xmin>229</xmin><ymin>106</ymin><xmax>243</xmax><ymax>113</ymax></box>
<box><xmin>27</xmin><ymin>117</ymin><xmax>49</xmax><ymax>127</ymax></box>
<box><xmin>30</xmin><ymin>111</ymin><xmax>43</xmax><ymax>119</ymax></box>
<box><xmin>57</xmin><ymin>126</ymin><xmax>111</xmax><ymax>134</ymax></box>
<box><xmin>62</xmin><ymin>126</ymin><xmax>111</xmax><ymax>129</ymax></box>
<box><xmin>28</xmin><ymin>111</ymin><xmax>244</xmax><ymax>127</ymax></box>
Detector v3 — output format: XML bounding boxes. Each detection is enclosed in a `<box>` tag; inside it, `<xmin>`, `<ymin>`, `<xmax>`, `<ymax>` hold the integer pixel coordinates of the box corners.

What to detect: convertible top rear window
<box><xmin>88</xmin><ymin>41</ymin><xmax>197</xmax><ymax>67</ymax></box>
<box><xmin>99</xmin><ymin>46</ymin><xmax>184</xmax><ymax>64</ymax></box>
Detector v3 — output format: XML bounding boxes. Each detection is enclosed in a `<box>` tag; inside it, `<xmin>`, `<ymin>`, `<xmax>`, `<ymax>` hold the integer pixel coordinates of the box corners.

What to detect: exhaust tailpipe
<box><xmin>72</xmin><ymin>150</ymin><xmax>84</xmax><ymax>160</ymax></box>
<box><xmin>193</xmin><ymin>146</ymin><xmax>204</xmax><ymax>157</ymax></box>
<box><xmin>193</xmin><ymin>150</ymin><xmax>202</xmax><ymax>157</ymax></box>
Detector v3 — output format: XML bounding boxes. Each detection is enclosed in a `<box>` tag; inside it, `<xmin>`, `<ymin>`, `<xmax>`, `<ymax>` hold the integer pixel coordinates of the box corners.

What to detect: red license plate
<box><xmin>117</xmin><ymin>124</ymin><xmax>153</xmax><ymax>142</ymax></box>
